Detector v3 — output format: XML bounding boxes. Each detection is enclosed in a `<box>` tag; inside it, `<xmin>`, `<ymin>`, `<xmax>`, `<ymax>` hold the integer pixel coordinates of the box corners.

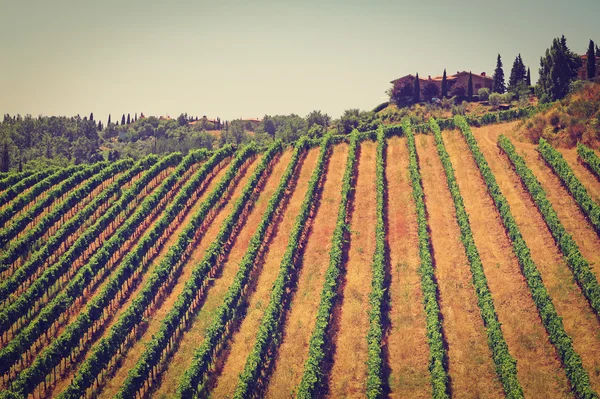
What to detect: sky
<box><xmin>0</xmin><ymin>0</ymin><xmax>598</xmax><ymax>123</ymax></box>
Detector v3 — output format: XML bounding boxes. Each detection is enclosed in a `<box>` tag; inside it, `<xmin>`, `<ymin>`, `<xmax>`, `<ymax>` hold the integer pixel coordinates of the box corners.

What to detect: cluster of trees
<box><xmin>537</xmin><ymin>36</ymin><xmax>583</xmax><ymax>102</ymax></box>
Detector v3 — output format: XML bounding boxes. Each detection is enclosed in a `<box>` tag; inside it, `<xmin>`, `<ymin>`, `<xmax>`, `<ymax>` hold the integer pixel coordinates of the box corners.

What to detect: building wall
<box><xmin>454</xmin><ymin>74</ymin><xmax>493</xmax><ymax>91</ymax></box>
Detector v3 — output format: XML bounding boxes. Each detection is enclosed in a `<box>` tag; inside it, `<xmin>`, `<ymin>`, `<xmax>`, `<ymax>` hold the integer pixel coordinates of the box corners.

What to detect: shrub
<box><xmin>489</xmin><ymin>93</ymin><xmax>502</xmax><ymax>107</ymax></box>
<box><xmin>501</xmin><ymin>92</ymin><xmax>514</xmax><ymax>103</ymax></box>
<box><xmin>451</xmin><ymin>84</ymin><xmax>466</xmax><ymax>97</ymax></box>
<box><xmin>478</xmin><ymin>88</ymin><xmax>490</xmax><ymax>101</ymax></box>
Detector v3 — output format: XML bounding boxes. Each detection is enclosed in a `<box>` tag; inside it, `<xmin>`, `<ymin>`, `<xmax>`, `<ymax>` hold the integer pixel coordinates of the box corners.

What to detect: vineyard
<box><xmin>2</xmin><ymin>115</ymin><xmax>600</xmax><ymax>399</ymax></box>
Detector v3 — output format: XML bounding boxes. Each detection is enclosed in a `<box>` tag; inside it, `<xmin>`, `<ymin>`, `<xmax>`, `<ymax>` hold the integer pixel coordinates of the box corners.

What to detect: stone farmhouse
<box><xmin>391</xmin><ymin>71</ymin><xmax>493</xmax><ymax>97</ymax></box>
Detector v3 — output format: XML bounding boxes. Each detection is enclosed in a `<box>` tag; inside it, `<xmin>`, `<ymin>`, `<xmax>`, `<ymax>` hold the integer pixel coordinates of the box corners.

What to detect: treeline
<box><xmin>0</xmin><ymin>109</ymin><xmax>382</xmax><ymax>172</ymax></box>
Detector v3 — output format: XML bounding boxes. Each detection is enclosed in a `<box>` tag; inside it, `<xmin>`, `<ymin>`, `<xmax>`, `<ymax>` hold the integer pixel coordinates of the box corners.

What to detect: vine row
<box><xmin>499</xmin><ymin>135</ymin><xmax>600</xmax><ymax>318</ymax></box>
<box><xmin>539</xmin><ymin>138</ymin><xmax>600</xmax><ymax>235</ymax></box>
<box><xmin>455</xmin><ymin>115</ymin><xmax>597</xmax><ymax>399</ymax></box>
<box><xmin>296</xmin><ymin>132</ymin><xmax>358</xmax><ymax>399</ymax></box>
<box><xmin>116</xmin><ymin>141</ymin><xmax>283</xmax><ymax>399</ymax></box>
<box><xmin>431</xmin><ymin>119</ymin><xmax>522</xmax><ymax>397</ymax></box>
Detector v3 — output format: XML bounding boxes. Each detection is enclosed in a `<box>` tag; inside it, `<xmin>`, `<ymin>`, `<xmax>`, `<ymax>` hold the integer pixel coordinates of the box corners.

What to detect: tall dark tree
<box><xmin>97</xmin><ymin>121</ymin><xmax>103</xmax><ymax>131</ymax></box>
<box><xmin>441</xmin><ymin>69</ymin><xmax>448</xmax><ymax>98</ymax></box>
<box><xmin>413</xmin><ymin>73</ymin><xmax>420</xmax><ymax>103</ymax></box>
<box><xmin>126</xmin><ymin>114</ymin><xmax>131</xmax><ymax>124</ymax></box>
<box><xmin>587</xmin><ymin>39</ymin><xmax>596</xmax><ymax>79</ymax></box>
<box><xmin>596</xmin><ymin>44</ymin><xmax>600</xmax><ymax>58</ymax></box>
<box><xmin>121</xmin><ymin>114</ymin><xmax>126</xmax><ymax>125</ymax></box>
<box><xmin>467</xmin><ymin>71</ymin><xmax>473</xmax><ymax>101</ymax></box>
<box><xmin>526</xmin><ymin>67</ymin><xmax>531</xmax><ymax>86</ymax></box>
<box><xmin>509</xmin><ymin>54</ymin><xmax>527</xmax><ymax>91</ymax></box>
<box><xmin>493</xmin><ymin>54</ymin><xmax>506</xmax><ymax>93</ymax></box>
<box><xmin>108</xmin><ymin>114</ymin><xmax>111</xmax><ymax>125</ymax></box>
<box><xmin>135</xmin><ymin>113</ymin><xmax>138</xmax><ymax>122</ymax></box>
<box><xmin>537</xmin><ymin>35</ymin><xmax>582</xmax><ymax>101</ymax></box>
<box><xmin>1</xmin><ymin>143</ymin><xmax>9</xmax><ymax>173</ymax></box>
<box><xmin>89</xmin><ymin>112</ymin><xmax>94</xmax><ymax>122</ymax></box>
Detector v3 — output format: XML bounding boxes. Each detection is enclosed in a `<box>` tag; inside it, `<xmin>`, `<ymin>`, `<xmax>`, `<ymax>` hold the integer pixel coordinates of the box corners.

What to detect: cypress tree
<box><xmin>467</xmin><ymin>71</ymin><xmax>473</xmax><ymax>101</ymax></box>
<box><xmin>441</xmin><ymin>69</ymin><xmax>448</xmax><ymax>98</ymax></box>
<box><xmin>98</xmin><ymin>121</ymin><xmax>103</xmax><ymax>131</ymax></box>
<box><xmin>108</xmin><ymin>114</ymin><xmax>111</xmax><ymax>125</ymax></box>
<box><xmin>121</xmin><ymin>114</ymin><xmax>126</xmax><ymax>125</ymax></box>
<box><xmin>493</xmin><ymin>54</ymin><xmax>506</xmax><ymax>93</ymax></box>
<box><xmin>509</xmin><ymin>54</ymin><xmax>527</xmax><ymax>91</ymax></box>
<box><xmin>526</xmin><ymin>67</ymin><xmax>531</xmax><ymax>86</ymax></box>
<box><xmin>587</xmin><ymin>39</ymin><xmax>596</xmax><ymax>79</ymax></box>
<box><xmin>135</xmin><ymin>112</ymin><xmax>138</xmax><ymax>122</ymax></box>
<box><xmin>2</xmin><ymin>143</ymin><xmax>9</xmax><ymax>173</ymax></box>
<box><xmin>413</xmin><ymin>73</ymin><xmax>420</xmax><ymax>103</ymax></box>
<box><xmin>127</xmin><ymin>113</ymin><xmax>131</xmax><ymax>124</ymax></box>
<box><xmin>596</xmin><ymin>45</ymin><xmax>600</xmax><ymax>58</ymax></box>
<box><xmin>89</xmin><ymin>112</ymin><xmax>94</xmax><ymax>121</ymax></box>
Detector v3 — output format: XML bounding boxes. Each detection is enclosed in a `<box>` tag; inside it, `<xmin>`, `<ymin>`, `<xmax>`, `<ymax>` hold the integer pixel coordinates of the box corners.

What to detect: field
<box><xmin>2</xmin><ymin>117</ymin><xmax>600</xmax><ymax>399</ymax></box>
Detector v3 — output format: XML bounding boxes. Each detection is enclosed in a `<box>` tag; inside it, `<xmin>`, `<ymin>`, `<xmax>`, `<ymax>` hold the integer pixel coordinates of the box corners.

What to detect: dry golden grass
<box><xmin>476</xmin><ymin>125</ymin><xmax>600</xmax><ymax>391</ymax></box>
<box><xmin>208</xmin><ymin>147</ymin><xmax>320</xmax><ymax>398</ymax></box>
<box><xmin>265</xmin><ymin>143</ymin><xmax>348</xmax><ymax>399</ymax></box>
<box><xmin>95</xmin><ymin>155</ymin><xmax>264</xmax><ymax>399</ymax></box>
<box><xmin>447</xmin><ymin>125</ymin><xmax>571</xmax><ymax>397</ymax></box>
<box><xmin>561</xmin><ymin>148</ymin><xmax>600</xmax><ymax>204</ymax></box>
<box><xmin>50</xmin><ymin>158</ymin><xmax>233</xmax><ymax>397</ymax></box>
<box><xmin>384</xmin><ymin>136</ymin><xmax>430</xmax><ymax>399</ymax></box>
<box><xmin>416</xmin><ymin>134</ymin><xmax>503</xmax><ymax>398</ymax></box>
<box><xmin>326</xmin><ymin>141</ymin><xmax>377</xmax><ymax>398</ymax></box>
<box><xmin>150</xmin><ymin>150</ymin><xmax>293</xmax><ymax>398</ymax></box>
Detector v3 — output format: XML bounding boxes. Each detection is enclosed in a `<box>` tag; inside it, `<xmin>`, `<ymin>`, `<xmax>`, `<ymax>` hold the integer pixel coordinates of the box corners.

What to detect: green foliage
<box><xmin>404</xmin><ymin>119</ymin><xmax>449</xmax><ymax>398</ymax></box>
<box><xmin>297</xmin><ymin>132</ymin><xmax>358</xmax><ymax>399</ymax></box>
<box><xmin>478</xmin><ymin>88</ymin><xmax>491</xmax><ymax>101</ymax></box>
<box><xmin>431</xmin><ymin>119</ymin><xmax>523</xmax><ymax>398</ymax></box>
<box><xmin>537</xmin><ymin>35</ymin><xmax>582</xmax><ymax>101</ymax></box>
<box><xmin>455</xmin><ymin>116</ymin><xmax>598</xmax><ymax>399</ymax></box>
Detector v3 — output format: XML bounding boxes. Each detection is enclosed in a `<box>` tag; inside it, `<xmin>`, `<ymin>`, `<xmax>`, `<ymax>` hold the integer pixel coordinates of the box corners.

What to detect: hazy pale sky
<box><xmin>1</xmin><ymin>0</ymin><xmax>598</xmax><ymax>123</ymax></box>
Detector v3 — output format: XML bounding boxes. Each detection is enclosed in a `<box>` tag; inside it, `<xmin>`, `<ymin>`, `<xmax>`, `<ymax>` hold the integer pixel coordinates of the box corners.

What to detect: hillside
<box><xmin>1</xmin><ymin>117</ymin><xmax>600</xmax><ymax>399</ymax></box>
<box><xmin>512</xmin><ymin>81</ymin><xmax>600</xmax><ymax>148</ymax></box>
